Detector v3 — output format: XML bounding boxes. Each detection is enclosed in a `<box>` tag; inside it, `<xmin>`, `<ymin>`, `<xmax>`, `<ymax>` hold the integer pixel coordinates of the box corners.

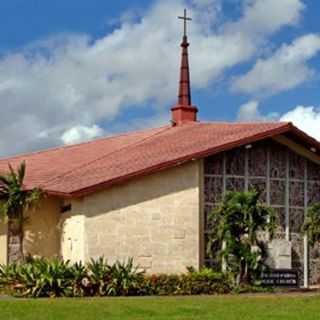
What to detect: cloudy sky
<box><xmin>0</xmin><ymin>0</ymin><xmax>320</xmax><ymax>157</ymax></box>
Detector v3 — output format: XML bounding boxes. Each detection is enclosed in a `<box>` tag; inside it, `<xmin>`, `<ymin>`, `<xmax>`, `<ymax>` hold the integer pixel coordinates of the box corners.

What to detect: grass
<box><xmin>0</xmin><ymin>294</ymin><xmax>320</xmax><ymax>320</ymax></box>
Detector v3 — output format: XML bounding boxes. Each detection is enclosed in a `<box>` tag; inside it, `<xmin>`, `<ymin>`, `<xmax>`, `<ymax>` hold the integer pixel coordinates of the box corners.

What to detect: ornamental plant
<box><xmin>0</xmin><ymin>161</ymin><xmax>42</xmax><ymax>263</ymax></box>
<box><xmin>302</xmin><ymin>203</ymin><xmax>320</xmax><ymax>246</ymax></box>
<box><xmin>206</xmin><ymin>191</ymin><xmax>275</xmax><ymax>286</ymax></box>
<box><xmin>0</xmin><ymin>257</ymin><xmax>232</xmax><ymax>298</ymax></box>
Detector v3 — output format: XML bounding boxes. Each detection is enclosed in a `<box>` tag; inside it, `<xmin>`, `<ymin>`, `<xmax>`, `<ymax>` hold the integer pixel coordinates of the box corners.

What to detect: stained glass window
<box><xmin>204</xmin><ymin>154</ymin><xmax>223</xmax><ymax>175</ymax></box>
<box><xmin>289</xmin><ymin>152</ymin><xmax>305</xmax><ymax>179</ymax></box>
<box><xmin>307</xmin><ymin>181</ymin><xmax>320</xmax><ymax>206</ymax></box>
<box><xmin>290</xmin><ymin>208</ymin><xmax>304</xmax><ymax>234</ymax></box>
<box><xmin>270</xmin><ymin>144</ymin><xmax>287</xmax><ymax>178</ymax></box>
<box><xmin>225</xmin><ymin>148</ymin><xmax>245</xmax><ymax>175</ymax></box>
<box><xmin>308</xmin><ymin>160</ymin><xmax>320</xmax><ymax>181</ymax></box>
<box><xmin>203</xmin><ymin>139</ymin><xmax>320</xmax><ymax>284</ymax></box>
<box><xmin>270</xmin><ymin>180</ymin><xmax>286</xmax><ymax>206</ymax></box>
<box><xmin>204</xmin><ymin>204</ymin><xmax>215</xmax><ymax>231</ymax></box>
<box><xmin>289</xmin><ymin>181</ymin><xmax>304</xmax><ymax>207</ymax></box>
<box><xmin>248</xmin><ymin>178</ymin><xmax>267</xmax><ymax>202</ymax></box>
<box><xmin>248</xmin><ymin>143</ymin><xmax>267</xmax><ymax>177</ymax></box>
<box><xmin>204</xmin><ymin>177</ymin><xmax>223</xmax><ymax>203</ymax></box>
<box><xmin>226</xmin><ymin>177</ymin><xmax>245</xmax><ymax>192</ymax></box>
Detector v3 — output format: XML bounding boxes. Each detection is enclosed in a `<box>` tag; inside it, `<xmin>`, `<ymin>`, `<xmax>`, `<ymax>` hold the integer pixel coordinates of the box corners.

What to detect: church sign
<box><xmin>261</xmin><ymin>269</ymin><xmax>298</xmax><ymax>287</ymax></box>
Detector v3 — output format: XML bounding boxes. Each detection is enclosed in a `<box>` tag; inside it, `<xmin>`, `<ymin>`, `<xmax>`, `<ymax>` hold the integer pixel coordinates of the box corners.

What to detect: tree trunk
<box><xmin>7</xmin><ymin>218</ymin><xmax>24</xmax><ymax>264</ymax></box>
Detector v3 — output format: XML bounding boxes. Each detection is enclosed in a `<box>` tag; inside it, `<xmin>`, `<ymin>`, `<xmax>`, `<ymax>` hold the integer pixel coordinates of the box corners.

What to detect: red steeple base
<box><xmin>171</xmin><ymin>104</ymin><xmax>198</xmax><ymax>125</ymax></box>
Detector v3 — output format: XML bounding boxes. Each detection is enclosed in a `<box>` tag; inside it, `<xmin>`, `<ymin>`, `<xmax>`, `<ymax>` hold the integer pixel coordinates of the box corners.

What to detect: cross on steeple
<box><xmin>171</xmin><ymin>8</ymin><xmax>198</xmax><ymax>126</ymax></box>
<box><xmin>178</xmin><ymin>9</ymin><xmax>192</xmax><ymax>38</ymax></box>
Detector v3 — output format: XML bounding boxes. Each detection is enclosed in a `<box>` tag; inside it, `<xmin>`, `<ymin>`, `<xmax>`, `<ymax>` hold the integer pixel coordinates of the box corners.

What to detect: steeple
<box><xmin>171</xmin><ymin>9</ymin><xmax>198</xmax><ymax>126</ymax></box>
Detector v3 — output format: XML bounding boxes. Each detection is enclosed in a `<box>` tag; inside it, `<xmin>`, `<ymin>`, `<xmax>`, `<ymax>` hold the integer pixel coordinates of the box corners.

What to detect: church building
<box><xmin>1</xmin><ymin>11</ymin><xmax>320</xmax><ymax>288</ymax></box>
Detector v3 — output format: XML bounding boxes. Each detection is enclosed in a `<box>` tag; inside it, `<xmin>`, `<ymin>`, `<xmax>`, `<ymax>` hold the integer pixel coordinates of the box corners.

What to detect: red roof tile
<box><xmin>0</xmin><ymin>121</ymin><xmax>318</xmax><ymax>197</ymax></box>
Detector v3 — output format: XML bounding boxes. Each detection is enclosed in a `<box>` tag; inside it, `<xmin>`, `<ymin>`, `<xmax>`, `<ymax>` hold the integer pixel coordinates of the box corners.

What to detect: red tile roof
<box><xmin>0</xmin><ymin>121</ymin><xmax>319</xmax><ymax>197</ymax></box>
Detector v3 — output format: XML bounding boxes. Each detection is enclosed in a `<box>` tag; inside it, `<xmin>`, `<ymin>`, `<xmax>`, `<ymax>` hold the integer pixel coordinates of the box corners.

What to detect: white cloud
<box><xmin>232</xmin><ymin>34</ymin><xmax>320</xmax><ymax>96</ymax></box>
<box><xmin>226</xmin><ymin>0</ymin><xmax>304</xmax><ymax>37</ymax></box>
<box><xmin>237</xmin><ymin>100</ymin><xmax>260</xmax><ymax>121</ymax></box>
<box><xmin>237</xmin><ymin>100</ymin><xmax>278</xmax><ymax>121</ymax></box>
<box><xmin>61</xmin><ymin>125</ymin><xmax>105</xmax><ymax>145</ymax></box>
<box><xmin>0</xmin><ymin>0</ymin><xmax>305</xmax><ymax>156</ymax></box>
<box><xmin>280</xmin><ymin>105</ymin><xmax>320</xmax><ymax>141</ymax></box>
<box><xmin>236</xmin><ymin>102</ymin><xmax>320</xmax><ymax>141</ymax></box>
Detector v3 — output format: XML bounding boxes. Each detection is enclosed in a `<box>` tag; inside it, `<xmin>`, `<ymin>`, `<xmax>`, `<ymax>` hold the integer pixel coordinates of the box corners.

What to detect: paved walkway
<box><xmin>0</xmin><ymin>294</ymin><xmax>15</xmax><ymax>300</ymax></box>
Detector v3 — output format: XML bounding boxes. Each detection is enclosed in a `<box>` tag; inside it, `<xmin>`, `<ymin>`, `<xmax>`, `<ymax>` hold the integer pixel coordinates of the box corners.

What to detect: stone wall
<box><xmin>66</xmin><ymin>161</ymin><xmax>202</xmax><ymax>273</ymax></box>
<box><xmin>0</xmin><ymin>222</ymin><xmax>7</xmax><ymax>264</ymax></box>
<box><xmin>23</xmin><ymin>196</ymin><xmax>61</xmax><ymax>259</ymax></box>
<box><xmin>0</xmin><ymin>196</ymin><xmax>61</xmax><ymax>264</ymax></box>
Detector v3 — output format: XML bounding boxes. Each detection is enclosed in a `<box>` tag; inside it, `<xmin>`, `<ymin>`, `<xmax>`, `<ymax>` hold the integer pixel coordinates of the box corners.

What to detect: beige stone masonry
<box><xmin>0</xmin><ymin>222</ymin><xmax>7</xmax><ymax>265</ymax></box>
<box><xmin>24</xmin><ymin>196</ymin><xmax>61</xmax><ymax>258</ymax></box>
<box><xmin>73</xmin><ymin>160</ymin><xmax>202</xmax><ymax>274</ymax></box>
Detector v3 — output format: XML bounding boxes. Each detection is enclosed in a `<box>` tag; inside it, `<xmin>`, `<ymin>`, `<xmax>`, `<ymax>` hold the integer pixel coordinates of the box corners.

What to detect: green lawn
<box><xmin>0</xmin><ymin>295</ymin><xmax>320</xmax><ymax>320</ymax></box>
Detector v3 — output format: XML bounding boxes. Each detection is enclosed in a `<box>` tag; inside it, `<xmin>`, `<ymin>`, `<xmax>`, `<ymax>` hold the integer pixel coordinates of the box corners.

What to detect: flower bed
<box><xmin>0</xmin><ymin>257</ymin><xmax>232</xmax><ymax>298</ymax></box>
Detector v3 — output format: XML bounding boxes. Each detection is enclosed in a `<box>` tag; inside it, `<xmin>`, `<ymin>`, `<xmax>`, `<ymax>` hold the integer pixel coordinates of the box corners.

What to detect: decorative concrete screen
<box><xmin>204</xmin><ymin>139</ymin><xmax>320</xmax><ymax>285</ymax></box>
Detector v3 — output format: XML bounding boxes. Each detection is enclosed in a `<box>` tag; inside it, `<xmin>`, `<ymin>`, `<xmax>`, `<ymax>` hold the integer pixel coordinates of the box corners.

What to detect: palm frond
<box><xmin>18</xmin><ymin>161</ymin><xmax>26</xmax><ymax>186</ymax></box>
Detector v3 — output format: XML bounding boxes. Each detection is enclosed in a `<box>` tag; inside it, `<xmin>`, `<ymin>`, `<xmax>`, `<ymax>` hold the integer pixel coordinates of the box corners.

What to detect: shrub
<box><xmin>207</xmin><ymin>191</ymin><xmax>275</xmax><ymax>285</ymax></box>
<box><xmin>105</xmin><ymin>258</ymin><xmax>144</xmax><ymax>296</ymax></box>
<box><xmin>141</xmin><ymin>268</ymin><xmax>232</xmax><ymax>296</ymax></box>
<box><xmin>0</xmin><ymin>258</ymin><xmax>233</xmax><ymax>298</ymax></box>
<box><xmin>0</xmin><ymin>258</ymin><xmax>75</xmax><ymax>297</ymax></box>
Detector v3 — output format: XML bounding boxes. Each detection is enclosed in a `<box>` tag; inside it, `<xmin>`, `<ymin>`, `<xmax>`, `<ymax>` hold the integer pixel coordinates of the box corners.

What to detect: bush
<box><xmin>0</xmin><ymin>258</ymin><xmax>81</xmax><ymax>297</ymax></box>
<box><xmin>142</xmin><ymin>268</ymin><xmax>232</xmax><ymax>296</ymax></box>
<box><xmin>0</xmin><ymin>258</ymin><xmax>233</xmax><ymax>298</ymax></box>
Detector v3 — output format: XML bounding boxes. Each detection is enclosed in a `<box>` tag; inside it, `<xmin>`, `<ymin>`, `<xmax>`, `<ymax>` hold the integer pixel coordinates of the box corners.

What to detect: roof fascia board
<box><xmin>273</xmin><ymin>134</ymin><xmax>320</xmax><ymax>165</ymax></box>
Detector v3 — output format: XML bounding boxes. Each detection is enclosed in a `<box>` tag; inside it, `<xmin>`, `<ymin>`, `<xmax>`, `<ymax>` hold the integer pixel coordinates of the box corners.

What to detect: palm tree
<box><xmin>0</xmin><ymin>161</ymin><xmax>42</xmax><ymax>263</ymax></box>
<box><xmin>207</xmin><ymin>191</ymin><xmax>275</xmax><ymax>285</ymax></box>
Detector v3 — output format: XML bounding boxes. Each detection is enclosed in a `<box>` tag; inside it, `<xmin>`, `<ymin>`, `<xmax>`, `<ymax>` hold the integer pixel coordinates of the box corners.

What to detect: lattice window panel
<box><xmin>289</xmin><ymin>181</ymin><xmax>304</xmax><ymax>207</ymax></box>
<box><xmin>308</xmin><ymin>160</ymin><xmax>320</xmax><ymax>181</ymax></box>
<box><xmin>290</xmin><ymin>208</ymin><xmax>304</xmax><ymax>234</ymax></box>
<box><xmin>270</xmin><ymin>180</ymin><xmax>286</xmax><ymax>206</ymax></box>
<box><xmin>307</xmin><ymin>181</ymin><xmax>320</xmax><ymax>206</ymax></box>
<box><xmin>248</xmin><ymin>178</ymin><xmax>267</xmax><ymax>203</ymax></box>
<box><xmin>204</xmin><ymin>204</ymin><xmax>215</xmax><ymax>231</ymax></box>
<box><xmin>226</xmin><ymin>177</ymin><xmax>245</xmax><ymax>192</ymax></box>
<box><xmin>225</xmin><ymin>148</ymin><xmax>245</xmax><ymax>175</ymax></box>
<box><xmin>248</xmin><ymin>143</ymin><xmax>268</xmax><ymax>177</ymax></box>
<box><xmin>204</xmin><ymin>154</ymin><xmax>223</xmax><ymax>175</ymax></box>
<box><xmin>270</xmin><ymin>144</ymin><xmax>287</xmax><ymax>178</ymax></box>
<box><xmin>204</xmin><ymin>177</ymin><xmax>223</xmax><ymax>204</ymax></box>
<box><xmin>289</xmin><ymin>151</ymin><xmax>305</xmax><ymax>179</ymax></box>
<box><xmin>203</xmin><ymin>138</ymin><xmax>320</xmax><ymax>283</ymax></box>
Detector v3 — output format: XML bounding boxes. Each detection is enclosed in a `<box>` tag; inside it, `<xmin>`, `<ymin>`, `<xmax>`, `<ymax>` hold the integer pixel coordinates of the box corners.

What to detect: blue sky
<box><xmin>0</xmin><ymin>0</ymin><xmax>320</xmax><ymax>156</ymax></box>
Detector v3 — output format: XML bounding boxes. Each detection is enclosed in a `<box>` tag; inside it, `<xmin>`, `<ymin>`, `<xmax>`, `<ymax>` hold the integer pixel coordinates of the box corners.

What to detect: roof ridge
<box><xmin>43</xmin><ymin>125</ymin><xmax>172</xmax><ymax>188</ymax></box>
<box><xmin>198</xmin><ymin>121</ymin><xmax>290</xmax><ymax>126</ymax></box>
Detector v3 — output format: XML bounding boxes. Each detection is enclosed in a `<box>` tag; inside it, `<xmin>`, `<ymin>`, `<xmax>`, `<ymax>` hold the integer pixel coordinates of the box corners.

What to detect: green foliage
<box><xmin>0</xmin><ymin>258</ymin><xmax>232</xmax><ymax>298</ymax></box>
<box><xmin>206</xmin><ymin>191</ymin><xmax>275</xmax><ymax>285</ymax></box>
<box><xmin>0</xmin><ymin>258</ymin><xmax>75</xmax><ymax>297</ymax></box>
<box><xmin>105</xmin><ymin>258</ymin><xmax>144</xmax><ymax>296</ymax></box>
<box><xmin>0</xmin><ymin>161</ymin><xmax>42</xmax><ymax>222</ymax></box>
<box><xmin>0</xmin><ymin>161</ymin><xmax>42</xmax><ymax>262</ymax></box>
<box><xmin>140</xmin><ymin>268</ymin><xmax>232</xmax><ymax>296</ymax></box>
<box><xmin>303</xmin><ymin>203</ymin><xmax>320</xmax><ymax>246</ymax></box>
<box><xmin>86</xmin><ymin>257</ymin><xmax>110</xmax><ymax>296</ymax></box>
